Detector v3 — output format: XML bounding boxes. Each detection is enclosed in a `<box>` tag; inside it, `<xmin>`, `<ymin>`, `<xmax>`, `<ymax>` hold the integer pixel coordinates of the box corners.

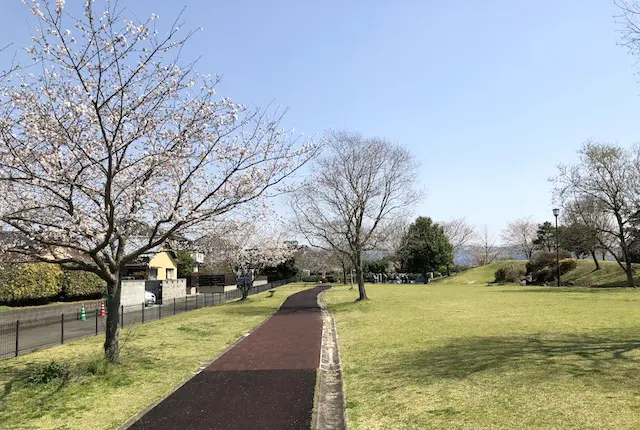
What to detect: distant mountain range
<box><xmin>454</xmin><ymin>245</ymin><xmax>527</xmax><ymax>265</ymax></box>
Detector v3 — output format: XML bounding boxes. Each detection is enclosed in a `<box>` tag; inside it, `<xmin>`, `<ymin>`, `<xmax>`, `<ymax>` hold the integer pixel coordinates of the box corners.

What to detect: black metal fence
<box><xmin>0</xmin><ymin>280</ymin><xmax>290</xmax><ymax>360</ymax></box>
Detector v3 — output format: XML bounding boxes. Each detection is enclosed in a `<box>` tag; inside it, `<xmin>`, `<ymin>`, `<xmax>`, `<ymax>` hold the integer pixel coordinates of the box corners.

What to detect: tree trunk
<box><xmin>590</xmin><ymin>250</ymin><xmax>600</xmax><ymax>270</ymax></box>
<box><xmin>602</xmin><ymin>250</ymin><xmax>606</xmax><ymax>260</ymax></box>
<box><xmin>104</xmin><ymin>272</ymin><xmax>122</xmax><ymax>363</ymax></box>
<box><xmin>238</xmin><ymin>273</ymin><xmax>252</xmax><ymax>300</ymax></box>
<box><xmin>615</xmin><ymin>213</ymin><xmax>635</xmax><ymax>288</ymax></box>
<box><xmin>625</xmin><ymin>259</ymin><xmax>635</xmax><ymax>288</ymax></box>
<box><xmin>342</xmin><ymin>265</ymin><xmax>347</xmax><ymax>286</ymax></box>
<box><xmin>355</xmin><ymin>250</ymin><xmax>367</xmax><ymax>301</ymax></box>
<box><xmin>446</xmin><ymin>264</ymin><xmax>450</xmax><ymax>276</ymax></box>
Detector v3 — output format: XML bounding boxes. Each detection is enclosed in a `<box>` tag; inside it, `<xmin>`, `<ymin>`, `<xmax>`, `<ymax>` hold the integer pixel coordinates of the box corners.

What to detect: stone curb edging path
<box><xmin>127</xmin><ymin>286</ymin><xmax>331</xmax><ymax>430</ymax></box>
<box><xmin>313</xmin><ymin>291</ymin><xmax>348</xmax><ymax>430</ymax></box>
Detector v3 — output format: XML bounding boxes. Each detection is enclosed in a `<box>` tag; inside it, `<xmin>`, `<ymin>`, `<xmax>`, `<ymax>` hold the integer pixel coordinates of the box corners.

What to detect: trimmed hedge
<box><xmin>60</xmin><ymin>269</ymin><xmax>106</xmax><ymax>300</ymax></box>
<box><xmin>0</xmin><ymin>264</ymin><xmax>107</xmax><ymax>305</ymax></box>
<box><xmin>0</xmin><ymin>263</ymin><xmax>63</xmax><ymax>305</ymax></box>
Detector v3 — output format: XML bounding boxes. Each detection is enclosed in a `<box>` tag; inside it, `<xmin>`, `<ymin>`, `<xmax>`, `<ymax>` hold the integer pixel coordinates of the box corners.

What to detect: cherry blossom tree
<box><xmin>0</xmin><ymin>1</ymin><xmax>320</xmax><ymax>362</ymax></box>
<box><xmin>197</xmin><ymin>220</ymin><xmax>295</xmax><ymax>300</ymax></box>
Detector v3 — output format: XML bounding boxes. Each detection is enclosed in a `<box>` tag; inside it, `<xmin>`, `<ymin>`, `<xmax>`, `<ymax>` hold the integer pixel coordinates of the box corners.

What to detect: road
<box><xmin>0</xmin><ymin>291</ymin><xmax>237</xmax><ymax>359</ymax></box>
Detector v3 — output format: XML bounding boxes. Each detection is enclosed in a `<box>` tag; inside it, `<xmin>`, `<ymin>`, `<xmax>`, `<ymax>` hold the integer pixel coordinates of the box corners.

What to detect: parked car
<box><xmin>144</xmin><ymin>291</ymin><xmax>156</xmax><ymax>307</ymax></box>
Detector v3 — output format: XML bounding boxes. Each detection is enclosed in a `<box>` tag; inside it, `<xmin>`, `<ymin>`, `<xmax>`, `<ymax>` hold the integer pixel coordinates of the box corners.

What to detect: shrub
<box><xmin>26</xmin><ymin>361</ymin><xmax>69</xmax><ymax>384</ymax></box>
<box><xmin>526</xmin><ymin>251</ymin><xmax>571</xmax><ymax>275</ymax></box>
<box><xmin>525</xmin><ymin>252</ymin><xmax>576</xmax><ymax>285</ymax></box>
<box><xmin>60</xmin><ymin>270</ymin><xmax>106</xmax><ymax>300</ymax></box>
<box><xmin>559</xmin><ymin>258</ymin><xmax>578</xmax><ymax>275</ymax></box>
<box><xmin>0</xmin><ymin>263</ymin><xmax>63</xmax><ymax>305</ymax></box>
<box><xmin>532</xmin><ymin>267</ymin><xmax>555</xmax><ymax>284</ymax></box>
<box><xmin>495</xmin><ymin>266</ymin><xmax>526</xmax><ymax>283</ymax></box>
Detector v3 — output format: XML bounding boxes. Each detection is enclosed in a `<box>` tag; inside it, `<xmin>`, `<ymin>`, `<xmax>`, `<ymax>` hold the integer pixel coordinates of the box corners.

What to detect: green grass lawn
<box><xmin>0</xmin><ymin>284</ymin><xmax>310</xmax><ymax>429</ymax></box>
<box><xmin>324</xmin><ymin>283</ymin><xmax>640</xmax><ymax>429</ymax></box>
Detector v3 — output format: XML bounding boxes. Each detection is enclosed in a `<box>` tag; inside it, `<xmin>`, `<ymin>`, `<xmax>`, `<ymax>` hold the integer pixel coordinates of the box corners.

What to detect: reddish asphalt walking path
<box><xmin>129</xmin><ymin>285</ymin><xmax>331</xmax><ymax>430</ymax></box>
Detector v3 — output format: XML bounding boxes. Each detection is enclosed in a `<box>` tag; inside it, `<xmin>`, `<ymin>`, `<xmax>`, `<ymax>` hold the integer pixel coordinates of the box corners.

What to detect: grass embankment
<box><xmin>436</xmin><ymin>260</ymin><xmax>527</xmax><ymax>285</ymax></box>
<box><xmin>325</xmin><ymin>283</ymin><xmax>640</xmax><ymax>429</ymax></box>
<box><xmin>438</xmin><ymin>259</ymin><xmax>640</xmax><ymax>287</ymax></box>
<box><xmin>0</xmin><ymin>284</ymin><xmax>309</xmax><ymax>429</ymax></box>
<box><xmin>561</xmin><ymin>260</ymin><xmax>640</xmax><ymax>287</ymax></box>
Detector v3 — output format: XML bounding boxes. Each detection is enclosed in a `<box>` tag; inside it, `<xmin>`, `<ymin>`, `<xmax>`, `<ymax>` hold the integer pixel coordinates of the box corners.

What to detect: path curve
<box><xmin>128</xmin><ymin>285</ymin><xmax>331</xmax><ymax>430</ymax></box>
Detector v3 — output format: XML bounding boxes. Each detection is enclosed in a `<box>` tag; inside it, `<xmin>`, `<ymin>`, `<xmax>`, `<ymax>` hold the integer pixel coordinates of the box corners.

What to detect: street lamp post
<box><xmin>553</xmin><ymin>208</ymin><xmax>560</xmax><ymax>287</ymax></box>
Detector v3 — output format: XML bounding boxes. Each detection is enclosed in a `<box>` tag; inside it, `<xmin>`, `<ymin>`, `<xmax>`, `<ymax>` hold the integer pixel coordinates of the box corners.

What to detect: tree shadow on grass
<box><xmin>381</xmin><ymin>334</ymin><xmax>640</xmax><ymax>389</ymax></box>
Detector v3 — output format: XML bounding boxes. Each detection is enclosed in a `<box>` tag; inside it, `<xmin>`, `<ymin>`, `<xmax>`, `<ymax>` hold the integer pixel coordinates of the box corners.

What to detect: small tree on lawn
<box><xmin>0</xmin><ymin>1</ymin><xmax>320</xmax><ymax>362</ymax></box>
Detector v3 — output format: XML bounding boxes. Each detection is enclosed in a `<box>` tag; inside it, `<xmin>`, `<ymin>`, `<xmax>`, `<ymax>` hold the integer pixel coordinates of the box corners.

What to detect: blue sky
<box><xmin>1</xmin><ymin>1</ymin><xmax>639</xmax><ymax>240</ymax></box>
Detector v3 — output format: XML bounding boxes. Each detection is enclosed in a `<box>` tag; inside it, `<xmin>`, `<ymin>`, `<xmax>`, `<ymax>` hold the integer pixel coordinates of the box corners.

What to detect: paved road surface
<box><xmin>0</xmin><ymin>294</ymin><xmax>216</xmax><ymax>359</ymax></box>
<box><xmin>128</xmin><ymin>286</ymin><xmax>330</xmax><ymax>430</ymax></box>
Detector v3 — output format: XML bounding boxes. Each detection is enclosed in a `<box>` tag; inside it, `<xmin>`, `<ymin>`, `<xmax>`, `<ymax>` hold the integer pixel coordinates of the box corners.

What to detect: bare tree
<box><xmin>562</xmin><ymin>198</ymin><xmax>607</xmax><ymax>269</ymax></box>
<box><xmin>295</xmin><ymin>245</ymin><xmax>347</xmax><ymax>282</ymax></box>
<box><xmin>329</xmin><ymin>248</ymin><xmax>352</xmax><ymax>286</ymax></box>
<box><xmin>441</xmin><ymin>217</ymin><xmax>475</xmax><ymax>274</ymax></box>
<box><xmin>616</xmin><ymin>0</ymin><xmax>640</xmax><ymax>63</ymax></box>
<box><xmin>0</xmin><ymin>1</ymin><xmax>320</xmax><ymax>362</ymax></box>
<box><xmin>290</xmin><ymin>131</ymin><xmax>419</xmax><ymax>301</ymax></box>
<box><xmin>554</xmin><ymin>141</ymin><xmax>639</xmax><ymax>287</ymax></box>
<box><xmin>501</xmin><ymin>217</ymin><xmax>537</xmax><ymax>260</ymax></box>
<box><xmin>472</xmin><ymin>224</ymin><xmax>500</xmax><ymax>266</ymax></box>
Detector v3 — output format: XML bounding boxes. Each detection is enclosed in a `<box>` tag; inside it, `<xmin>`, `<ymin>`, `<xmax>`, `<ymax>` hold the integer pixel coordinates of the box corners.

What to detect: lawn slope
<box><xmin>436</xmin><ymin>260</ymin><xmax>526</xmax><ymax>285</ymax></box>
<box><xmin>438</xmin><ymin>259</ymin><xmax>640</xmax><ymax>287</ymax></box>
<box><xmin>561</xmin><ymin>260</ymin><xmax>640</xmax><ymax>287</ymax></box>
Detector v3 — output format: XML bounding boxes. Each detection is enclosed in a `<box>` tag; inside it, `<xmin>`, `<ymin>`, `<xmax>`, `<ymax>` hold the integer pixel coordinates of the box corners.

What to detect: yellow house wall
<box><xmin>148</xmin><ymin>251</ymin><xmax>178</xmax><ymax>280</ymax></box>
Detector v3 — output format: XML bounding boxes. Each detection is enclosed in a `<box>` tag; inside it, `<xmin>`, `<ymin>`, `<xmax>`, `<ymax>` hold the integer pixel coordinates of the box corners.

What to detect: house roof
<box><xmin>124</xmin><ymin>236</ymin><xmax>177</xmax><ymax>267</ymax></box>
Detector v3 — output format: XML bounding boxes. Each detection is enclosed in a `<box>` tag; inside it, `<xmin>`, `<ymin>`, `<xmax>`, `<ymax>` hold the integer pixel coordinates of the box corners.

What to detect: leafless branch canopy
<box><xmin>441</xmin><ymin>217</ymin><xmax>476</xmax><ymax>252</ymax></box>
<box><xmin>290</xmin><ymin>131</ymin><xmax>419</xmax><ymax>298</ymax></box>
<box><xmin>553</xmin><ymin>140</ymin><xmax>639</xmax><ymax>286</ymax></box>
<box><xmin>501</xmin><ymin>217</ymin><xmax>537</xmax><ymax>260</ymax></box>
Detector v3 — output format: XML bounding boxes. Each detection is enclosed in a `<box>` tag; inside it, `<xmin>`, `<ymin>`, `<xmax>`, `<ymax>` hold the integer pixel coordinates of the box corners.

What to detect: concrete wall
<box><xmin>147</xmin><ymin>251</ymin><xmax>178</xmax><ymax>280</ymax></box>
<box><xmin>159</xmin><ymin>279</ymin><xmax>186</xmax><ymax>302</ymax></box>
<box><xmin>198</xmin><ymin>284</ymin><xmax>238</xmax><ymax>294</ymax></box>
<box><xmin>121</xmin><ymin>280</ymin><xmax>145</xmax><ymax>307</ymax></box>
